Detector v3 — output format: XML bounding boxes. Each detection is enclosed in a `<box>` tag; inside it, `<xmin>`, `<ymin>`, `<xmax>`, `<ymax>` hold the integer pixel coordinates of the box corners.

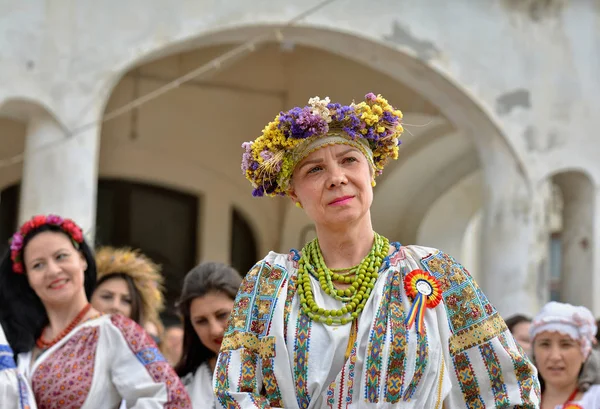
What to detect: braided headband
<box><xmin>9</xmin><ymin>214</ymin><xmax>84</xmax><ymax>274</ymax></box>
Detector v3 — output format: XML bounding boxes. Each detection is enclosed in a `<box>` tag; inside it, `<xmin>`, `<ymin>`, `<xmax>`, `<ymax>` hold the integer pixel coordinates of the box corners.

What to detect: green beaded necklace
<box><xmin>297</xmin><ymin>232</ymin><xmax>390</xmax><ymax>326</ymax></box>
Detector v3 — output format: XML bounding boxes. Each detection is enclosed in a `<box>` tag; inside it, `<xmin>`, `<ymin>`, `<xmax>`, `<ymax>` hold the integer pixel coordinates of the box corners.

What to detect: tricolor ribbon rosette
<box><xmin>404</xmin><ymin>269</ymin><xmax>442</xmax><ymax>334</ymax></box>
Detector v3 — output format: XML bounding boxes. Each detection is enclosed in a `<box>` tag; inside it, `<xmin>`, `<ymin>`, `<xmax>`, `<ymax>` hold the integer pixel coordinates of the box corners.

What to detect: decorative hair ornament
<box><xmin>9</xmin><ymin>214</ymin><xmax>84</xmax><ymax>274</ymax></box>
<box><xmin>531</xmin><ymin>301</ymin><xmax>598</xmax><ymax>359</ymax></box>
<box><xmin>241</xmin><ymin>93</ymin><xmax>403</xmax><ymax>197</ymax></box>
<box><xmin>95</xmin><ymin>247</ymin><xmax>165</xmax><ymax>323</ymax></box>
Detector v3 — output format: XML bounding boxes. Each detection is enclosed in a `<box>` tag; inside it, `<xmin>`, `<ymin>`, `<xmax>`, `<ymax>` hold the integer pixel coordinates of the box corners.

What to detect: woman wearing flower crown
<box><xmin>531</xmin><ymin>302</ymin><xmax>600</xmax><ymax>409</ymax></box>
<box><xmin>0</xmin><ymin>215</ymin><xmax>191</xmax><ymax>408</ymax></box>
<box><xmin>92</xmin><ymin>247</ymin><xmax>166</xmax><ymax>343</ymax></box>
<box><xmin>214</xmin><ymin>93</ymin><xmax>539</xmax><ymax>408</ymax></box>
<box><xmin>174</xmin><ymin>262</ymin><xmax>243</xmax><ymax>408</ymax></box>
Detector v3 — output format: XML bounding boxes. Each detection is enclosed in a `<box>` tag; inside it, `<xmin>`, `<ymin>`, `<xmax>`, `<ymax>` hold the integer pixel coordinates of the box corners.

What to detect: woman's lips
<box><xmin>329</xmin><ymin>196</ymin><xmax>354</xmax><ymax>206</ymax></box>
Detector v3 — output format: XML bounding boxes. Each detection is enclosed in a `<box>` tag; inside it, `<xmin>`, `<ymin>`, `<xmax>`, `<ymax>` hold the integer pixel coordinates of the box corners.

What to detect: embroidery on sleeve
<box><xmin>110</xmin><ymin>315</ymin><xmax>189</xmax><ymax>408</ymax></box>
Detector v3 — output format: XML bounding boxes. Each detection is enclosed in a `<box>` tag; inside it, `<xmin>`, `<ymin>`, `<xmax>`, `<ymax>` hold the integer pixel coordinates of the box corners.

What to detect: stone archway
<box><xmin>551</xmin><ymin>170</ymin><xmax>595</xmax><ymax>310</ymax></box>
<box><xmin>99</xmin><ymin>24</ymin><xmax>531</xmax><ymax>315</ymax></box>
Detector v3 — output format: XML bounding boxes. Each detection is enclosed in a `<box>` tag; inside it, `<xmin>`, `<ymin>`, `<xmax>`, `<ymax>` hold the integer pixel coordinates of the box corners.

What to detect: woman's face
<box><xmin>91</xmin><ymin>277</ymin><xmax>132</xmax><ymax>318</ymax></box>
<box><xmin>533</xmin><ymin>331</ymin><xmax>585</xmax><ymax>388</ymax></box>
<box><xmin>289</xmin><ymin>144</ymin><xmax>373</xmax><ymax>229</ymax></box>
<box><xmin>189</xmin><ymin>291</ymin><xmax>234</xmax><ymax>355</ymax></box>
<box><xmin>511</xmin><ymin>321</ymin><xmax>532</xmax><ymax>357</ymax></box>
<box><xmin>23</xmin><ymin>231</ymin><xmax>88</xmax><ymax>308</ymax></box>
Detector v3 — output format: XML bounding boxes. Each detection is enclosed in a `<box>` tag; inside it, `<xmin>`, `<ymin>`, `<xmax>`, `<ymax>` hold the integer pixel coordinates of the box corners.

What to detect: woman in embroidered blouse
<box><xmin>531</xmin><ymin>302</ymin><xmax>600</xmax><ymax>409</ymax></box>
<box><xmin>175</xmin><ymin>262</ymin><xmax>242</xmax><ymax>408</ymax></box>
<box><xmin>0</xmin><ymin>214</ymin><xmax>191</xmax><ymax>409</ymax></box>
<box><xmin>214</xmin><ymin>93</ymin><xmax>539</xmax><ymax>408</ymax></box>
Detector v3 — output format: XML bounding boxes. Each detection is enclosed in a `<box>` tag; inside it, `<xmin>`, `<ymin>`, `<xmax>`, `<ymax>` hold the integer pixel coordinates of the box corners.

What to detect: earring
<box><xmin>295</xmin><ymin>202</ymin><xmax>303</xmax><ymax>209</ymax></box>
<box><xmin>371</xmin><ymin>180</ymin><xmax>376</xmax><ymax>187</ymax></box>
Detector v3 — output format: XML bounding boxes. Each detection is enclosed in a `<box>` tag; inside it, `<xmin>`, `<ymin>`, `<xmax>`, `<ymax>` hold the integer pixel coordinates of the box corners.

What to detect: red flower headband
<box><xmin>9</xmin><ymin>214</ymin><xmax>84</xmax><ymax>274</ymax></box>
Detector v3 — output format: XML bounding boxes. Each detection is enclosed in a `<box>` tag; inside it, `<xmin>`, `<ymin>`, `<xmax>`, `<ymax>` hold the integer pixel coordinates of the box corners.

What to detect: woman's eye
<box><xmin>307</xmin><ymin>166</ymin><xmax>322</xmax><ymax>174</ymax></box>
<box><xmin>343</xmin><ymin>156</ymin><xmax>358</xmax><ymax>163</ymax></box>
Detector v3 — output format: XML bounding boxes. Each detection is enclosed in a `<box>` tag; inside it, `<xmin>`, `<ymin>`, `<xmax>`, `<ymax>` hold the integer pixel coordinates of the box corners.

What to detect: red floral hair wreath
<box><xmin>9</xmin><ymin>214</ymin><xmax>84</xmax><ymax>274</ymax></box>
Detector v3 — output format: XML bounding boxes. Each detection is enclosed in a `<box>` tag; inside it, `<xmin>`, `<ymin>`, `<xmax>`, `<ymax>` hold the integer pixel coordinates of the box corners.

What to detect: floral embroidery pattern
<box><xmin>283</xmin><ymin>275</ymin><xmax>298</xmax><ymax>340</ymax></box>
<box><xmin>452</xmin><ymin>352</ymin><xmax>485</xmax><ymax>408</ymax></box>
<box><xmin>239</xmin><ymin>349</ymin><xmax>257</xmax><ymax>393</ymax></box>
<box><xmin>110</xmin><ymin>315</ymin><xmax>189</xmax><ymax>408</ymax></box>
<box><xmin>259</xmin><ymin>336</ymin><xmax>283</xmax><ymax>407</ymax></box>
<box><xmin>294</xmin><ymin>313</ymin><xmax>312</xmax><ymax>409</ymax></box>
<box><xmin>498</xmin><ymin>333</ymin><xmax>539</xmax><ymax>405</ymax></box>
<box><xmin>421</xmin><ymin>251</ymin><xmax>496</xmax><ymax>334</ymax></box>
<box><xmin>364</xmin><ymin>272</ymin><xmax>394</xmax><ymax>403</ymax></box>
<box><xmin>215</xmin><ymin>351</ymin><xmax>241</xmax><ymax>409</ymax></box>
<box><xmin>32</xmin><ymin>327</ymin><xmax>99</xmax><ymax>409</ymax></box>
<box><xmin>449</xmin><ymin>313</ymin><xmax>508</xmax><ymax>356</ymax></box>
<box><xmin>384</xmin><ymin>270</ymin><xmax>407</xmax><ymax>403</ymax></box>
<box><xmin>403</xmin><ymin>330</ymin><xmax>429</xmax><ymax>401</ymax></box>
<box><xmin>479</xmin><ymin>342</ymin><xmax>509</xmax><ymax>406</ymax></box>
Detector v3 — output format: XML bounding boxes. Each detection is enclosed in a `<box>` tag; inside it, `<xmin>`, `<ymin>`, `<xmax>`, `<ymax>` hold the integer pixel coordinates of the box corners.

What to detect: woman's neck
<box><xmin>543</xmin><ymin>381</ymin><xmax>579</xmax><ymax>407</ymax></box>
<box><xmin>315</xmin><ymin>216</ymin><xmax>375</xmax><ymax>269</ymax></box>
<box><xmin>44</xmin><ymin>293</ymin><xmax>90</xmax><ymax>339</ymax></box>
<box><xmin>208</xmin><ymin>356</ymin><xmax>217</xmax><ymax>373</ymax></box>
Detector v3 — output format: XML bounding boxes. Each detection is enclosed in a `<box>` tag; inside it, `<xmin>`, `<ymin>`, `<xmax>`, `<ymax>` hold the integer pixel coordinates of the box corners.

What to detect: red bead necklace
<box><xmin>36</xmin><ymin>303</ymin><xmax>92</xmax><ymax>350</ymax></box>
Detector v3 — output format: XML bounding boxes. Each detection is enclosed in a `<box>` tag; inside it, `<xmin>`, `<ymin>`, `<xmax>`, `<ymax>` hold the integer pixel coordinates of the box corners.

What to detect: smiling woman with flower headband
<box><xmin>0</xmin><ymin>215</ymin><xmax>191</xmax><ymax>408</ymax></box>
<box><xmin>215</xmin><ymin>93</ymin><xmax>539</xmax><ymax>408</ymax></box>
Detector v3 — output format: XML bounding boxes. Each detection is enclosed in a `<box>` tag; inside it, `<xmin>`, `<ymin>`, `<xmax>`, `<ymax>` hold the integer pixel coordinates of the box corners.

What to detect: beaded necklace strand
<box><xmin>297</xmin><ymin>232</ymin><xmax>389</xmax><ymax>326</ymax></box>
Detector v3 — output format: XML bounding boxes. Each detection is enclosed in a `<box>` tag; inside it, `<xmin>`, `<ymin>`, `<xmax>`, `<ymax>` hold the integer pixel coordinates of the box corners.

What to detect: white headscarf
<box><xmin>530</xmin><ymin>301</ymin><xmax>597</xmax><ymax>358</ymax></box>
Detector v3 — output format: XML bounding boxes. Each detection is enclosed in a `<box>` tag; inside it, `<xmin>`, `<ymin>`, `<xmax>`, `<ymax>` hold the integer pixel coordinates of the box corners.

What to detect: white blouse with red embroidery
<box><xmin>17</xmin><ymin>314</ymin><xmax>191</xmax><ymax>409</ymax></box>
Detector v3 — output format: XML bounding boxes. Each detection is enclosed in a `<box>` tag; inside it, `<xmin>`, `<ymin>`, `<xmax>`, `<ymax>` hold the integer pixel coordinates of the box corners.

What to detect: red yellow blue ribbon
<box><xmin>404</xmin><ymin>269</ymin><xmax>442</xmax><ymax>334</ymax></box>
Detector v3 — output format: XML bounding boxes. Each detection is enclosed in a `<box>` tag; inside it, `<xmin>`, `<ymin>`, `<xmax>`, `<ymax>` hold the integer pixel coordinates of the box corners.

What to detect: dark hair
<box><xmin>0</xmin><ymin>224</ymin><xmax>97</xmax><ymax>355</ymax></box>
<box><xmin>95</xmin><ymin>273</ymin><xmax>142</xmax><ymax>324</ymax></box>
<box><xmin>505</xmin><ymin>314</ymin><xmax>531</xmax><ymax>333</ymax></box>
<box><xmin>174</xmin><ymin>262</ymin><xmax>242</xmax><ymax>377</ymax></box>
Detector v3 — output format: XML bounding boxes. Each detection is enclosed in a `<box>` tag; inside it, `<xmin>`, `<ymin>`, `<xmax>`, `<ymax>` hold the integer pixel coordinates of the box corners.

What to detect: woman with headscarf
<box><xmin>214</xmin><ymin>93</ymin><xmax>539</xmax><ymax>408</ymax></box>
<box><xmin>531</xmin><ymin>301</ymin><xmax>600</xmax><ymax>408</ymax></box>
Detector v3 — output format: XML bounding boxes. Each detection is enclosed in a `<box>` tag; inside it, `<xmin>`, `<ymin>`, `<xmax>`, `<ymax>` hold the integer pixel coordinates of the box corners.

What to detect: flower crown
<box><xmin>9</xmin><ymin>214</ymin><xmax>84</xmax><ymax>274</ymax></box>
<box><xmin>241</xmin><ymin>93</ymin><xmax>403</xmax><ymax>197</ymax></box>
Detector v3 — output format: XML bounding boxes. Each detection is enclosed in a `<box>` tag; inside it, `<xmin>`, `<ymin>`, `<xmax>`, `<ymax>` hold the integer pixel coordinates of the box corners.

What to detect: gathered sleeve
<box><xmin>419</xmin><ymin>250</ymin><xmax>540</xmax><ymax>408</ymax></box>
<box><xmin>214</xmin><ymin>259</ymin><xmax>289</xmax><ymax>409</ymax></box>
<box><xmin>0</xmin><ymin>324</ymin><xmax>37</xmax><ymax>409</ymax></box>
<box><xmin>107</xmin><ymin>314</ymin><xmax>192</xmax><ymax>409</ymax></box>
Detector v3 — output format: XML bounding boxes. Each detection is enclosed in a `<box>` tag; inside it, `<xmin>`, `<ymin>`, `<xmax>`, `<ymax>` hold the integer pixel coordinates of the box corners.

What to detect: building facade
<box><xmin>1</xmin><ymin>0</ymin><xmax>598</xmax><ymax>316</ymax></box>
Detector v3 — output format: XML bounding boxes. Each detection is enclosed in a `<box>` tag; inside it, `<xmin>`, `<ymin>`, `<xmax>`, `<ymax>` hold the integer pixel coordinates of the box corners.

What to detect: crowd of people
<box><xmin>0</xmin><ymin>93</ymin><xmax>597</xmax><ymax>408</ymax></box>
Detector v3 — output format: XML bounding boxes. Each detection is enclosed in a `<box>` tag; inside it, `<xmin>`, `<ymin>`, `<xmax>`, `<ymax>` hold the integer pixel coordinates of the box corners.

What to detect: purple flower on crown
<box><xmin>10</xmin><ymin>233</ymin><xmax>23</xmax><ymax>252</ymax></box>
<box><xmin>365</xmin><ymin>93</ymin><xmax>377</xmax><ymax>102</ymax></box>
<box><xmin>46</xmin><ymin>214</ymin><xmax>64</xmax><ymax>225</ymax></box>
<box><xmin>279</xmin><ymin>107</ymin><xmax>328</xmax><ymax>139</ymax></box>
<box><xmin>241</xmin><ymin>142</ymin><xmax>254</xmax><ymax>172</ymax></box>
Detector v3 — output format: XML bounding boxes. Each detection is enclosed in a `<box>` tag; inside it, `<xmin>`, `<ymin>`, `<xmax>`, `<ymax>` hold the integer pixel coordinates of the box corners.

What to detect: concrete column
<box><xmin>478</xmin><ymin>148</ymin><xmax>549</xmax><ymax>317</ymax></box>
<box><xmin>200</xmin><ymin>191</ymin><xmax>231</xmax><ymax>264</ymax></box>
<box><xmin>19</xmin><ymin>111</ymin><xmax>100</xmax><ymax>240</ymax></box>
<box><xmin>554</xmin><ymin>172</ymin><xmax>595</xmax><ymax>311</ymax></box>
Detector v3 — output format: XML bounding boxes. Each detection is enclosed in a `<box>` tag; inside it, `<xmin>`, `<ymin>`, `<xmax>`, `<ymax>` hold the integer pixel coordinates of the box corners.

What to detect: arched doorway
<box><xmin>96</xmin><ymin>179</ymin><xmax>199</xmax><ymax>309</ymax></box>
<box><xmin>230</xmin><ymin>208</ymin><xmax>258</xmax><ymax>275</ymax></box>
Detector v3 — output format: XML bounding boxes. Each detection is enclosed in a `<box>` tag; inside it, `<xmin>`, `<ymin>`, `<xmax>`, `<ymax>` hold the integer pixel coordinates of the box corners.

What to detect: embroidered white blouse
<box><xmin>182</xmin><ymin>362</ymin><xmax>217</xmax><ymax>408</ymax></box>
<box><xmin>17</xmin><ymin>314</ymin><xmax>191</xmax><ymax>409</ymax></box>
<box><xmin>214</xmin><ymin>244</ymin><xmax>540</xmax><ymax>408</ymax></box>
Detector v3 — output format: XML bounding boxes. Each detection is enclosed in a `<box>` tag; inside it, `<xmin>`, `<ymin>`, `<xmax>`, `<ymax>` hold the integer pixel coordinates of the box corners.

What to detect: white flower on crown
<box><xmin>308</xmin><ymin>96</ymin><xmax>332</xmax><ymax>123</ymax></box>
